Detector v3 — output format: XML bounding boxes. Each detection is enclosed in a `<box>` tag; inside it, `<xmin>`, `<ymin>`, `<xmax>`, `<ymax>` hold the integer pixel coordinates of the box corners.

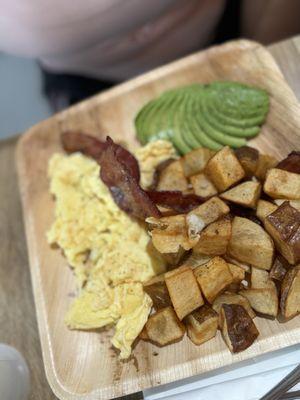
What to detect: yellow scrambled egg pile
<box><xmin>47</xmin><ymin>140</ymin><xmax>176</xmax><ymax>359</ymax></box>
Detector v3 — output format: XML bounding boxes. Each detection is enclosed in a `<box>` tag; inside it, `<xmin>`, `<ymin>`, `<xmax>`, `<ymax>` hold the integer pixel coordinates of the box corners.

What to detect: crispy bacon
<box><xmin>277</xmin><ymin>151</ymin><xmax>300</xmax><ymax>174</ymax></box>
<box><xmin>147</xmin><ymin>190</ymin><xmax>204</xmax><ymax>213</ymax></box>
<box><xmin>99</xmin><ymin>137</ymin><xmax>161</xmax><ymax>219</ymax></box>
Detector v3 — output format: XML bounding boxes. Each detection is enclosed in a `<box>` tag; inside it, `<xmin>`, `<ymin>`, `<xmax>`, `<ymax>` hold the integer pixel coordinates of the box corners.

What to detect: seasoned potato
<box><xmin>280</xmin><ymin>264</ymin><xmax>300</xmax><ymax>320</ymax></box>
<box><xmin>181</xmin><ymin>148</ymin><xmax>214</xmax><ymax>177</ymax></box>
<box><xmin>274</xmin><ymin>199</ymin><xmax>300</xmax><ymax>211</ymax></box>
<box><xmin>194</xmin><ymin>257</ymin><xmax>233</xmax><ymax>303</ymax></box>
<box><xmin>220</xmin><ymin>181</ymin><xmax>261</xmax><ymax>209</ymax></box>
<box><xmin>269</xmin><ymin>257</ymin><xmax>288</xmax><ymax>282</ymax></box>
<box><xmin>251</xmin><ymin>267</ymin><xmax>276</xmax><ymax>290</ymax></box>
<box><xmin>239</xmin><ymin>288</ymin><xmax>278</xmax><ymax>317</ymax></box>
<box><xmin>224</xmin><ymin>256</ymin><xmax>251</xmax><ymax>273</ymax></box>
<box><xmin>186</xmin><ymin>197</ymin><xmax>230</xmax><ymax>240</ymax></box>
<box><xmin>255</xmin><ymin>154</ymin><xmax>277</xmax><ymax>180</ymax></box>
<box><xmin>212</xmin><ymin>292</ymin><xmax>255</xmax><ymax>321</ymax></box>
<box><xmin>165</xmin><ymin>266</ymin><xmax>204</xmax><ymax>320</ymax></box>
<box><xmin>185</xmin><ymin>253</ymin><xmax>212</xmax><ymax>269</ymax></box>
<box><xmin>143</xmin><ymin>280</ymin><xmax>172</xmax><ymax>310</ymax></box>
<box><xmin>227</xmin><ymin>263</ymin><xmax>246</xmax><ymax>283</ymax></box>
<box><xmin>264</xmin><ymin>168</ymin><xmax>300</xmax><ymax>199</ymax></box>
<box><xmin>145</xmin><ymin>307</ymin><xmax>186</xmax><ymax>346</ymax></box>
<box><xmin>193</xmin><ymin>217</ymin><xmax>231</xmax><ymax>256</ymax></box>
<box><xmin>228</xmin><ymin>216</ymin><xmax>274</xmax><ymax>270</ymax></box>
<box><xmin>146</xmin><ymin>214</ymin><xmax>186</xmax><ymax>231</ymax></box>
<box><xmin>220</xmin><ymin>304</ymin><xmax>259</xmax><ymax>353</ymax></box>
<box><xmin>190</xmin><ymin>173</ymin><xmax>218</xmax><ymax>198</ymax></box>
<box><xmin>157</xmin><ymin>160</ymin><xmax>188</xmax><ymax>192</ymax></box>
<box><xmin>256</xmin><ymin>200</ymin><xmax>278</xmax><ymax>224</ymax></box>
<box><xmin>205</xmin><ymin>146</ymin><xmax>245</xmax><ymax>191</ymax></box>
<box><xmin>235</xmin><ymin>146</ymin><xmax>259</xmax><ymax>177</ymax></box>
<box><xmin>139</xmin><ymin>327</ymin><xmax>149</xmax><ymax>340</ymax></box>
<box><xmin>185</xmin><ymin>305</ymin><xmax>218</xmax><ymax>345</ymax></box>
<box><xmin>265</xmin><ymin>202</ymin><xmax>300</xmax><ymax>265</ymax></box>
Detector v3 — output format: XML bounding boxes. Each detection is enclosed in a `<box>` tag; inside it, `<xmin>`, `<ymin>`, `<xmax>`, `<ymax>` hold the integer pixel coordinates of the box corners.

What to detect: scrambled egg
<box><xmin>47</xmin><ymin>140</ymin><xmax>175</xmax><ymax>358</ymax></box>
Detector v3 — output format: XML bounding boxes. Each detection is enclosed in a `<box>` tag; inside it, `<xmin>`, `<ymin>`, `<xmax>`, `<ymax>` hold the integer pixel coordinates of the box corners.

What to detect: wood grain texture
<box><xmin>15</xmin><ymin>39</ymin><xmax>300</xmax><ymax>400</ymax></box>
<box><xmin>0</xmin><ymin>38</ymin><xmax>295</xmax><ymax>400</ymax></box>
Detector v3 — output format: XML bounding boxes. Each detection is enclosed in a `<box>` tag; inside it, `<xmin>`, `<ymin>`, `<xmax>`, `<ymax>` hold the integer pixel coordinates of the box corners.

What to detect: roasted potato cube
<box><xmin>264</xmin><ymin>168</ymin><xmax>300</xmax><ymax>199</ymax></box>
<box><xmin>157</xmin><ymin>160</ymin><xmax>188</xmax><ymax>192</ymax></box>
<box><xmin>269</xmin><ymin>257</ymin><xmax>288</xmax><ymax>281</ymax></box>
<box><xmin>185</xmin><ymin>305</ymin><xmax>218</xmax><ymax>345</ymax></box>
<box><xmin>194</xmin><ymin>257</ymin><xmax>233</xmax><ymax>303</ymax></box>
<box><xmin>146</xmin><ymin>214</ymin><xmax>186</xmax><ymax>231</ymax></box>
<box><xmin>145</xmin><ymin>307</ymin><xmax>185</xmax><ymax>346</ymax></box>
<box><xmin>251</xmin><ymin>267</ymin><xmax>276</xmax><ymax>290</ymax></box>
<box><xmin>212</xmin><ymin>292</ymin><xmax>255</xmax><ymax>321</ymax></box>
<box><xmin>274</xmin><ymin>199</ymin><xmax>300</xmax><ymax>211</ymax></box>
<box><xmin>186</xmin><ymin>197</ymin><xmax>230</xmax><ymax>240</ymax></box>
<box><xmin>165</xmin><ymin>266</ymin><xmax>204</xmax><ymax>320</ymax></box>
<box><xmin>181</xmin><ymin>148</ymin><xmax>214</xmax><ymax>177</ymax></box>
<box><xmin>255</xmin><ymin>154</ymin><xmax>277</xmax><ymax>180</ymax></box>
<box><xmin>220</xmin><ymin>181</ymin><xmax>261</xmax><ymax>209</ymax></box>
<box><xmin>235</xmin><ymin>146</ymin><xmax>259</xmax><ymax>177</ymax></box>
<box><xmin>280</xmin><ymin>264</ymin><xmax>300</xmax><ymax>320</ymax></box>
<box><xmin>239</xmin><ymin>288</ymin><xmax>278</xmax><ymax>317</ymax></box>
<box><xmin>144</xmin><ymin>281</ymin><xmax>172</xmax><ymax>310</ymax></box>
<box><xmin>228</xmin><ymin>263</ymin><xmax>246</xmax><ymax>283</ymax></box>
<box><xmin>220</xmin><ymin>304</ymin><xmax>259</xmax><ymax>353</ymax></box>
<box><xmin>256</xmin><ymin>200</ymin><xmax>278</xmax><ymax>224</ymax></box>
<box><xmin>139</xmin><ymin>327</ymin><xmax>149</xmax><ymax>340</ymax></box>
<box><xmin>193</xmin><ymin>217</ymin><xmax>231</xmax><ymax>256</ymax></box>
<box><xmin>277</xmin><ymin>151</ymin><xmax>300</xmax><ymax>174</ymax></box>
<box><xmin>205</xmin><ymin>146</ymin><xmax>245</xmax><ymax>192</ymax></box>
<box><xmin>185</xmin><ymin>252</ymin><xmax>212</xmax><ymax>269</ymax></box>
<box><xmin>265</xmin><ymin>202</ymin><xmax>300</xmax><ymax>265</ymax></box>
<box><xmin>224</xmin><ymin>256</ymin><xmax>251</xmax><ymax>272</ymax></box>
<box><xmin>190</xmin><ymin>173</ymin><xmax>218</xmax><ymax>198</ymax></box>
<box><xmin>228</xmin><ymin>216</ymin><xmax>274</xmax><ymax>270</ymax></box>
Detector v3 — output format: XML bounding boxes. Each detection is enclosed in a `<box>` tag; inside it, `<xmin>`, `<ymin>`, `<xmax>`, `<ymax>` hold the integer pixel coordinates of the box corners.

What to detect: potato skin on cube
<box><xmin>264</xmin><ymin>168</ymin><xmax>300</xmax><ymax>199</ymax></box>
<box><xmin>212</xmin><ymin>292</ymin><xmax>255</xmax><ymax>321</ymax></box>
<box><xmin>205</xmin><ymin>146</ymin><xmax>245</xmax><ymax>192</ymax></box>
<box><xmin>145</xmin><ymin>307</ymin><xmax>186</xmax><ymax>346</ymax></box>
<box><xmin>256</xmin><ymin>200</ymin><xmax>278</xmax><ymax>224</ymax></box>
<box><xmin>185</xmin><ymin>305</ymin><xmax>218</xmax><ymax>346</ymax></box>
<box><xmin>143</xmin><ymin>281</ymin><xmax>172</xmax><ymax>310</ymax></box>
<box><xmin>269</xmin><ymin>257</ymin><xmax>288</xmax><ymax>282</ymax></box>
<box><xmin>181</xmin><ymin>148</ymin><xmax>214</xmax><ymax>178</ymax></box>
<box><xmin>220</xmin><ymin>304</ymin><xmax>259</xmax><ymax>353</ymax></box>
<box><xmin>280</xmin><ymin>265</ymin><xmax>300</xmax><ymax>320</ymax></box>
<box><xmin>235</xmin><ymin>146</ymin><xmax>259</xmax><ymax>177</ymax></box>
<box><xmin>165</xmin><ymin>266</ymin><xmax>204</xmax><ymax>320</ymax></box>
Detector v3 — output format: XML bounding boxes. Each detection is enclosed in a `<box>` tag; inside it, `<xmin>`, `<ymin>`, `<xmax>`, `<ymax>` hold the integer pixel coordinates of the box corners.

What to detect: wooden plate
<box><xmin>17</xmin><ymin>40</ymin><xmax>300</xmax><ymax>400</ymax></box>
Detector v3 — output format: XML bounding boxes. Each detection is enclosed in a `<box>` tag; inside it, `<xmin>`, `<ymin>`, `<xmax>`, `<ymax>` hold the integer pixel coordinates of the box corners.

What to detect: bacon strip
<box><xmin>147</xmin><ymin>190</ymin><xmax>204</xmax><ymax>213</ymax></box>
<box><xmin>277</xmin><ymin>151</ymin><xmax>300</xmax><ymax>174</ymax></box>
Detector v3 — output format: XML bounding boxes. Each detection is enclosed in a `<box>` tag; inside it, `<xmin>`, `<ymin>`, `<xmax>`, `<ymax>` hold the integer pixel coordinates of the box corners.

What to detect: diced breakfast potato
<box><xmin>139</xmin><ymin>327</ymin><xmax>149</xmax><ymax>340</ymax></box>
<box><xmin>264</xmin><ymin>168</ymin><xmax>300</xmax><ymax>199</ymax></box>
<box><xmin>269</xmin><ymin>257</ymin><xmax>288</xmax><ymax>281</ymax></box>
<box><xmin>224</xmin><ymin>256</ymin><xmax>251</xmax><ymax>273</ymax></box>
<box><xmin>265</xmin><ymin>202</ymin><xmax>300</xmax><ymax>265</ymax></box>
<box><xmin>280</xmin><ymin>265</ymin><xmax>300</xmax><ymax>320</ymax></box>
<box><xmin>220</xmin><ymin>181</ymin><xmax>261</xmax><ymax>209</ymax></box>
<box><xmin>205</xmin><ymin>146</ymin><xmax>245</xmax><ymax>192</ymax></box>
<box><xmin>145</xmin><ymin>306</ymin><xmax>185</xmax><ymax>346</ymax></box>
<box><xmin>157</xmin><ymin>160</ymin><xmax>188</xmax><ymax>192</ymax></box>
<box><xmin>256</xmin><ymin>200</ymin><xmax>278</xmax><ymax>224</ymax></box>
<box><xmin>220</xmin><ymin>304</ymin><xmax>259</xmax><ymax>353</ymax></box>
<box><xmin>235</xmin><ymin>146</ymin><xmax>259</xmax><ymax>177</ymax></box>
<box><xmin>165</xmin><ymin>266</ymin><xmax>204</xmax><ymax>320</ymax></box>
<box><xmin>190</xmin><ymin>173</ymin><xmax>218</xmax><ymax>198</ymax></box>
<box><xmin>185</xmin><ymin>253</ymin><xmax>212</xmax><ymax>269</ymax></box>
<box><xmin>181</xmin><ymin>148</ymin><xmax>214</xmax><ymax>177</ymax></box>
<box><xmin>185</xmin><ymin>305</ymin><xmax>218</xmax><ymax>345</ymax></box>
<box><xmin>186</xmin><ymin>197</ymin><xmax>230</xmax><ymax>240</ymax></box>
<box><xmin>194</xmin><ymin>257</ymin><xmax>233</xmax><ymax>303</ymax></box>
<box><xmin>212</xmin><ymin>292</ymin><xmax>255</xmax><ymax>321</ymax></box>
<box><xmin>255</xmin><ymin>154</ymin><xmax>278</xmax><ymax>180</ymax></box>
<box><xmin>146</xmin><ymin>214</ymin><xmax>186</xmax><ymax>231</ymax></box>
<box><xmin>274</xmin><ymin>199</ymin><xmax>300</xmax><ymax>211</ymax></box>
<box><xmin>143</xmin><ymin>280</ymin><xmax>172</xmax><ymax>310</ymax></box>
<box><xmin>227</xmin><ymin>263</ymin><xmax>246</xmax><ymax>283</ymax></box>
<box><xmin>193</xmin><ymin>217</ymin><xmax>231</xmax><ymax>256</ymax></box>
<box><xmin>239</xmin><ymin>288</ymin><xmax>278</xmax><ymax>317</ymax></box>
<box><xmin>251</xmin><ymin>267</ymin><xmax>276</xmax><ymax>290</ymax></box>
<box><xmin>228</xmin><ymin>216</ymin><xmax>274</xmax><ymax>270</ymax></box>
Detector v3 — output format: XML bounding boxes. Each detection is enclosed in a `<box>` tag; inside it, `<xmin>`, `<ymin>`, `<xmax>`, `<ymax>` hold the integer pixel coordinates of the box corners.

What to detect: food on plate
<box><xmin>143</xmin><ymin>279</ymin><xmax>172</xmax><ymax>310</ymax></box>
<box><xmin>274</xmin><ymin>199</ymin><xmax>300</xmax><ymax>211</ymax></box>
<box><xmin>254</xmin><ymin>154</ymin><xmax>278</xmax><ymax>180</ymax></box>
<box><xmin>280</xmin><ymin>265</ymin><xmax>300</xmax><ymax>320</ymax></box>
<box><xmin>212</xmin><ymin>292</ymin><xmax>255</xmax><ymax>321</ymax></box>
<box><xmin>256</xmin><ymin>199</ymin><xmax>278</xmax><ymax>224</ymax></box>
<box><xmin>234</xmin><ymin>146</ymin><xmax>259</xmax><ymax>177</ymax></box>
<box><xmin>156</xmin><ymin>160</ymin><xmax>188</xmax><ymax>192</ymax></box>
<box><xmin>190</xmin><ymin>173</ymin><xmax>218</xmax><ymax>198</ymax></box>
<box><xmin>239</xmin><ymin>288</ymin><xmax>278</xmax><ymax>317</ymax></box>
<box><xmin>180</xmin><ymin>147</ymin><xmax>215</xmax><ymax>177</ymax></box>
<box><xmin>220</xmin><ymin>181</ymin><xmax>261</xmax><ymax>209</ymax></box>
<box><xmin>269</xmin><ymin>257</ymin><xmax>288</xmax><ymax>281</ymax></box>
<box><xmin>185</xmin><ymin>305</ymin><xmax>218</xmax><ymax>345</ymax></box>
<box><xmin>276</xmin><ymin>151</ymin><xmax>300</xmax><ymax>174</ymax></box>
<box><xmin>264</xmin><ymin>168</ymin><xmax>300</xmax><ymax>199</ymax></box>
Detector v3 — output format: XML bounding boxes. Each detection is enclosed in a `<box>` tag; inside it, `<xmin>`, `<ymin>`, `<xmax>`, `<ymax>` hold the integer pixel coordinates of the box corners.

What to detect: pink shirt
<box><xmin>0</xmin><ymin>0</ymin><xmax>225</xmax><ymax>80</ymax></box>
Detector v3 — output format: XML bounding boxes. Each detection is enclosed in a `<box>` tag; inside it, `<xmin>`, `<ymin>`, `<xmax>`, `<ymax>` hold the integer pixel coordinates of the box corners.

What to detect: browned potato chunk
<box><xmin>212</xmin><ymin>292</ymin><xmax>255</xmax><ymax>320</ymax></box>
<box><xmin>193</xmin><ymin>217</ymin><xmax>231</xmax><ymax>256</ymax></box>
<box><xmin>239</xmin><ymin>288</ymin><xmax>278</xmax><ymax>317</ymax></box>
<box><xmin>220</xmin><ymin>181</ymin><xmax>261</xmax><ymax>209</ymax></box>
<box><xmin>194</xmin><ymin>257</ymin><xmax>233</xmax><ymax>303</ymax></box>
<box><xmin>185</xmin><ymin>253</ymin><xmax>212</xmax><ymax>269</ymax></box>
<box><xmin>185</xmin><ymin>305</ymin><xmax>218</xmax><ymax>345</ymax></box>
<box><xmin>255</xmin><ymin>154</ymin><xmax>277</xmax><ymax>180</ymax></box>
<box><xmin>224</xmin><ymin>256</ymin><xmax>251</xmax><ymax>273</ymax></box>
<box><xmin>139</xmin><ymin>327</ymin><xmax>149</xmax><ymax>340</ymax></box>
<box><xmin>205</xmin><ymin>146</ymin><xmax>245</xmax><ymax>192</ymax></box>
<box><xmin>157</xmin><ymin>160</ymin><xmax>188</xmax><ymax>192</ymax></box>
<box><xmin>190</xmin><ymin>173</ymin><xmax>218</xmax><ymax>198</ymax></box>
<box><xmin>269</xmin><ymin>257</ymin><xmax>288</xmax><ymax>281</ymax></box>
<box><xmin>220</xmin><ymin>304</ymin><xmax>259</xmax><ymax>353</ymax></box>
<box><xmin>265</xmin><ymin>202</ymin><xmax>300</xmax><ymax>265</ymax></box>
<box><xmin>228</xmin><ymin>216</ymin><xmax>274</xmax><ymax>270</ymax></box>
<box><xmin>280</xmin><ymin>264</ymin><xmax>300</xmax><ymax>320</ymax></box>
<box><xmin>256</xmin><ymin>200</ymin><xmax>278</xmax><ymax>224</ymax></box>
<box><xmin>181</xmin><ymin>148</ymin><xmax>214</xmax><ymax>177</ymax></box>
<box><xmin>264</xmin><ymin>168</ymin><xmax>300</xmax><ymax>199</ymax></box>
<box><xmin>227</xmin><ymin>263</ymin><xmax>246</xmax><ymax>283</ymax></box>
<box><xmin>274</xmin><ymin>199</ymin><xmax>300</xmax><ymax>211</ymax></box>
<box><xmin>145</xmin><ymin>307</ymin><xmax>186</xmax><ymax>346</ymax></box>
<box><xmin>144</xmin><ymin>281</ymin><xmax>172</xmax><ymax>310</ymax></box>
<box><xmin>251</xmin><ymin>267</ymin><xmax>276</xmax><ymax>290</ymax></box>
<box><xmin>165</xmin><ymin>266</ymin><xmax>204</xmax><ymax>320</ymax></box>
<box><xmin>186</xmin><ymin>197</ymin><xmax>230</xmax><ymax>240</ymax></box>
<box><xmin>235</xmin><ymin>146</ymin><xmax>259</xmax><ymax>177</ymax></box>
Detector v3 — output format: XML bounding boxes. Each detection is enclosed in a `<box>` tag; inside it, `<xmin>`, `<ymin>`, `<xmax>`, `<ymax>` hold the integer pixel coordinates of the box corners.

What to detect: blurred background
<box><xmin>0</xmin><ymin>0</ymin><xmax>299</xmax><ymax>139</ymax></box>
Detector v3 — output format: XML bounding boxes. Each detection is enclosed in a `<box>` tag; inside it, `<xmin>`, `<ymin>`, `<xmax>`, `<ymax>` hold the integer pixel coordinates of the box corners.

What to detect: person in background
<box><xmin>0</xmin><ymin>0</ymin><xmax>299</xmax><ymax>110</ymax></box>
